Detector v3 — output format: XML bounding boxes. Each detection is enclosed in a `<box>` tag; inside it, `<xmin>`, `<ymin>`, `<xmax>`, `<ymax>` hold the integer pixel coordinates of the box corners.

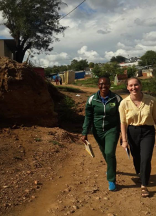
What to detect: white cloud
<box><xmin>0</xmin><ymin>25</ymin><xmax>11</xmax><ymax>38</ymax></box>
<box><xmin>104</xmin><ymin>49</ymin><xmax>128</xmax><ymax>61</ymax></box>
<box><xmin>77</xmin><ymin>46</ymin><xmax>103</xmax><ymax>62</ymax></box>
<box><xmin>78</xmin><ymin>46</ymin><xmax>98</xmax><ymax>57</ymax></box>
<box><xmin>0</xmin><ymin>11</ymin><xmax>3</xmax><ymax>23</ymax></box>
<box><xmin>29</xmin><ymin>52</ymin><xmax>71</xmax><ymax>67</ymax></box>
<box><xmin>142</xmin><ymin>31</ymin><xmax>156</xmax><ymax>41</ymax></box>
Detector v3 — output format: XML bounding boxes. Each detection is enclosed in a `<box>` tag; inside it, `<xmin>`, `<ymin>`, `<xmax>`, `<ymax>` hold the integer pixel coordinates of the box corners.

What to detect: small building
<box><xmin>75</xmin><ymin>71</ymin><xmax>85</xmax><ymax>79</ymax></box>
<box><xmin>119</xmin><ymin>61</ymin><xmax>139</xmax><ymax>68</ymax></box>
<box><xmin>114</xmin><ymin>74</ymin><xmax>128</xmax><ymax>85</ymax></box>
<box><xmin>64</xmin><ymin>71</ymin><xmax>75</xmax><ymax>84</ymax></box>
<box><xmin>0</xmin><ymin>39</ymin><xmax>16</xmax><ymax>59</ymax></box>
<box><xmin>142</xmin><ymin>69</ymin><xmax>153</xmax><ymax>78</ymax></box>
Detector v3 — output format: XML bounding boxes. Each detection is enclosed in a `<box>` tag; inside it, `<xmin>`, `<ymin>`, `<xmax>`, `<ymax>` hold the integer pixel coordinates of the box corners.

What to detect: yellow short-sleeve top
<box><xmin>119</xmin><ymin>94</ymin><xmax>156</xmax><ymax>126</ymax></box>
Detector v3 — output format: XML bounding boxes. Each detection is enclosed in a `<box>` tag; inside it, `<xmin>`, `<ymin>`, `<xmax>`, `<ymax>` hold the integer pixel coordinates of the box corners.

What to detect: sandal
<box><xmin>141</xmin><ymin>186</ymin><xmax>149</xmax><ymax>197</ymax></box>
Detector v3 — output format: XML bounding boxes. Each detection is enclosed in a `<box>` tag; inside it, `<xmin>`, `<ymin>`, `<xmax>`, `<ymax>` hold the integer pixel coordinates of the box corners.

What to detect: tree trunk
<box><xmin>14</xmin><ymin>48</ymin><xmax>25</xmax><ymax>63</ymax></box>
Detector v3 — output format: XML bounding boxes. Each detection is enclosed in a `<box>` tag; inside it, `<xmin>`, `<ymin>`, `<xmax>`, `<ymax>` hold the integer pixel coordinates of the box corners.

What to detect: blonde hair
<box><xmin>126</xmin><ymin>77</ymin><xmax>141</xmax><ymax>86</ymax></box>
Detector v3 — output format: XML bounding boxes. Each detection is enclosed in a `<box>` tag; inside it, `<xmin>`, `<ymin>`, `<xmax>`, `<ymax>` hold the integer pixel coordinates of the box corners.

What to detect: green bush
<box><xmin>56</xmin><ymin>86</ymin><xmax>83</xmax><ymax>93</ymax></box>
<box><xmin>111</xmin><ymin>83</ymin><xmax>127</xmax><ymax>90</ymax></box>
<box><xmin>56</xmin><ymin>95</ymin><xmax>76</xmax><ymax>121</ymax></box>
<box><xmin>142</xmin><ymin>78</ymin><xmax>156</xmax><ymax>95</ymax></box>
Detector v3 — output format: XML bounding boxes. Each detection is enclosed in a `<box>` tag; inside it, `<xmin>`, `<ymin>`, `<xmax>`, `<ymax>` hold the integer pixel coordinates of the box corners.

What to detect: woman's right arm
<box><xmin>120</xmin><ymin>123</ymin><xmax>128</xmax><ymax>149</ymax></box>
<box><xmin>119</xmin><ymin>101</ymin><xmax>128</xmax><ymax>149</ymax></box>
<box><xmin>81</xmin><ymin>97</ymin><xmax>93</xmax><ymax>143</ymax></box>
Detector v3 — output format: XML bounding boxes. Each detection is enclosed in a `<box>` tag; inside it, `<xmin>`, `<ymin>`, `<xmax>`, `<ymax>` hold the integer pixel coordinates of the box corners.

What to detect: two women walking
<box><xmin>82</xmin><ymin>76</ymin><xmax>156</xmax><ymax>197</ymax></box>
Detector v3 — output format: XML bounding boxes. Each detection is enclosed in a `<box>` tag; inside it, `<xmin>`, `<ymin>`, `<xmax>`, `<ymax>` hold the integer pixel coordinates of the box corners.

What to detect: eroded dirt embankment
<box><xmin>0</xmin><ymin>57</ymin><xmax>58</xmax><ymax>127</ymax></box>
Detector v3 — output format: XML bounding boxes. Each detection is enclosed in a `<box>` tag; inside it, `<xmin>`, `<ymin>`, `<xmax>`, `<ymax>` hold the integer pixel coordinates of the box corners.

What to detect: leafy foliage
<box><xmin>44</xmin><ymin>67</ymin><xmax>53</xmax><ymax>76</ymax></box>
<box><xmin>56</xmin><ymin>86</ymin><xmax>83</xmax><ymax>93</ymax></box>
<box><xmin>92</xmin><ymin>62</ymin><xmax>124</xmax><ymax>79</ymax></box>
<box><xmin>141</xmin><ymin>79</ymin><xmax>156</xmax><ymax>96</ymax></box>
<box><xmin>44</xmin><ymin>59</ymin><xmax>89</xmax><ymax>76</ymax></box>
<box><xmin>127</xmin><ymin>65</ymin><xmax>137</xmax><ymax>78</ymax></box>
<box><xmin>74</xmin><ymin>77</ymin><xmax>127</xmax><ymax>90</ymax></box>
<box><xmin>56</xmin><ymin>95</ymin><xmax>76</xmax><ymax>121</ymax></box>
<box><xmin>92</xmin><ymin>64</ymin><xmax>102</xmax><ymax>77</ymax></box>
<box><xmin>0</xmin><ymin>0</ymin><xmax>67</xmax><ymax>62</ymax></box>
<box><xmin>89</xmin><ymin>62</ymin><xmax>94</xmax><ymax>68</ymax></box>
<box><xmin>45</xmin><ymin>65</ymin><xmax>68</xmax><ymax>76</ymax></box>
<box><xmin>139</xmin><ymin>50</ymin><xmax>156</xmax><ymax>66</ymax></box>
<box><xmin>70</xmin><ymin>59</ymin><xmax>88</xmax><ymax>71</ymax></box>
<box><xmin>74</xmin><ymin>77</ymin><xmax>98</xmax><ymax>87</ymax></box>
<box><xmin>110</xmin><ymin>55</ymin><xmax>126</xmax><ymax>63</ymax></box>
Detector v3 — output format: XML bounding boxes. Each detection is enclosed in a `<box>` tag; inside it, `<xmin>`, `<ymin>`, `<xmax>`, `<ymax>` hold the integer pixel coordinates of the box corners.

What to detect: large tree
<box><xmin>0</xmin><ymin>0</ymin><xmax>67</xmax><ymax>62</ymax></box>
<box><xmin>71</xmin><ymin>59</ymin><xmax>88</xmax><ymax>71</ymax></box>
<box><xmin>92</xmin><ymin>62</ymin><xmax>124</xmax><ymax>79</ymax></box>
<box><xmin>110</xmin><ymin>55</ymin><xmax>126</xmax><ymax>63</ymax></box>
<box><xmin>89</xmin><ymin>62</ymin><xmax>94</xmax><ymax>68</ymax></box>
<box><xmin>127</xmin><ymin>65</ymin><xmax>137</xmax><ymax>78</ymax></box>
<box><xmin>139</xmin><ymin>50</ymin><xmax>156</xmax><ymax>66</ymax></box>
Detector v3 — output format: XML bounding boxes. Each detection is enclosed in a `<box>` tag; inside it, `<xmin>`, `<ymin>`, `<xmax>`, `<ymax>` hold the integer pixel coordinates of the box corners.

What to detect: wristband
<box><xmin>123</xmin><ymin>141</ymin><xmax>127</xmax><ymax>142</ymax></box>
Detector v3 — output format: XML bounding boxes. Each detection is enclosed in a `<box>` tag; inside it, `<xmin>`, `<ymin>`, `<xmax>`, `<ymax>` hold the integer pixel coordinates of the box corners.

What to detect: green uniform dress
<box><xmin>82</xmin><ymin>90</ymin><xmax>122</xmax><ymax>182</ymax></box>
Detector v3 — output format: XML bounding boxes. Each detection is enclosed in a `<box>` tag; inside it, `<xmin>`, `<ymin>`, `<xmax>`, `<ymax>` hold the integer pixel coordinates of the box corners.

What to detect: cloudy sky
<box><xmin>1</xmin><ymin>0</ymin><xmax>156</xmax><ymax>67</ymax></box>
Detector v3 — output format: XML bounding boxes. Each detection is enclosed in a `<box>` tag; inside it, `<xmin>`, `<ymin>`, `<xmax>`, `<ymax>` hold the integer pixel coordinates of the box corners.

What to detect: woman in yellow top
<box><xmin>119</xmin><ymin>77</ymin><xmax>156</xmax><ymax>197</ymax></box>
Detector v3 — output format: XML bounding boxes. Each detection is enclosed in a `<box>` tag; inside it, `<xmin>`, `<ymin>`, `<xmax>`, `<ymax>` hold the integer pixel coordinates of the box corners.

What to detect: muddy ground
<box><xmin>1</xmin><ymin>84</ymin><xmax>156</xmax><ymax>216</ymax></box>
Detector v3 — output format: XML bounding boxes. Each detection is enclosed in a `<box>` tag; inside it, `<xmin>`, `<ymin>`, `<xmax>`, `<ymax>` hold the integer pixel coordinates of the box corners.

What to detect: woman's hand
<box><xmin>81</xmin><ymin>135</ymin><xmax>87</xmax><ymax>144</ymax></box>
<box><xmin>122</xmin><ymin>140</ymin><xmax>128</xmax><ymax>148</ymax></box>
<box><xmin>120</xmin><ymin>123</ymin><xmax>128</xmax><ymax>149</ymax></box>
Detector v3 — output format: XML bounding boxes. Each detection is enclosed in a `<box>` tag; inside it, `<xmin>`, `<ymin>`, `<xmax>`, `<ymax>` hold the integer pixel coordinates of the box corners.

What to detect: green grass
<box><xmin>73</xmin><ymin>78</ymin><xmax>127</xmax><ymax>90</ymax></box>
<box><xmin>141</xmin><ymin>79</ymin><xmax>156</xmax><ymax>95</ymax></box>
<box><xmin>111</xmin><ymin>83</ymin><xmax>127</xmax><ymax>90</ymax></box>
<box><xmin>60</xmin><ymin>77</ymin><xmax>156</xmax><ymax>94</ymax></box>
<box><xmin>34</xmin><ymin>138</ymin><xmax>42</xmax><ymax>142</ymax></box>
<box><xmin>74</xmin><ymin>78</ymin><xmax>127</xmax><ymax>91</ymax></box>
<box><xmin>63</xmin><ymin>95</ymin><xmax>76</xmax><ymax>109</ymax></box>
<box><xmin>50</xmin><ymin>140</ymin><xmax>63</xmax><ymax>147</ymax></box>
<box><xmin>73</xmin><ymin>77</ymin><xmax>156</xmax><ymax>95</ymax></box>
<box><xmin>73</xmin><ymin>78</ymin><xmax>98</xmax><ymax>87</ymax></box>
<box><xmin>56</xmin><ymin>86</ymin><xmax>83</xmax><ymax>93</ymax></box>
<box><xmin>55</xmin><ymin>95</ymin><xmax>77</xmax><ymax>121</ymax></box>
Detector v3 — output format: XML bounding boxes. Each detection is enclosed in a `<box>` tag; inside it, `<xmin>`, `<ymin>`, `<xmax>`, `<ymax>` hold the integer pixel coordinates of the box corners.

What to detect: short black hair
<box><xmin>98</xmin><ymin>76</ymin><xmax>110</xmax><ymax>84</ymax></box>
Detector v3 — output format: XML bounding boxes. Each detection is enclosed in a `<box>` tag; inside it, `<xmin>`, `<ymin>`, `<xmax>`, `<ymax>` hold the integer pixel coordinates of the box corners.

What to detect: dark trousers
<box><xmin>127</xmin><ymin>125</ymin><xmax>155</xmax><ymax>186</ymax></box>
<box><xmin>93</xmin><ymin>127</ymin><xmax>120</xmax><ymax>182</ymax></box>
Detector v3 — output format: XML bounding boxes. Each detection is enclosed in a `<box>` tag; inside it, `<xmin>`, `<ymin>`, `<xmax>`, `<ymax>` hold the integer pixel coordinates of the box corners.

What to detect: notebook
<box><xmin>125</xmin><ymin>147</ymin><xmax>130</xmax><ymax>159</ymax></box>
<box><xmin>84</xmin><ymin>140</ymin><xmax>95</xmax><ymax>158</ymax></box>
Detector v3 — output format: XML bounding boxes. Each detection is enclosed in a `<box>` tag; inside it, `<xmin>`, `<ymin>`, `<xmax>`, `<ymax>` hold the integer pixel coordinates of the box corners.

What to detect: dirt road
<box><xmin>2</xmin><ymin>85</ymin><xmax>156</xmax><ymax>216</ymax></box>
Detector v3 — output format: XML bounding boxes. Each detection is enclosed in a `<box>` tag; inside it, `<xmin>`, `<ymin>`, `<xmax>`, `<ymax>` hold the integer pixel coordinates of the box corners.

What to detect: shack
<box><xmin>114</xmin><ymin>74</ymin><xmax>127</xmax><ymax>85</ymax></box>
<box><xmin>75</xmin><ymin>71</ymin><xmax>85</xmax><ymax>79</ymax></box>
<box><xmin>0</xmin><ymin>39</ymin><xmax>16</xmax><ymax>59</ymax></box>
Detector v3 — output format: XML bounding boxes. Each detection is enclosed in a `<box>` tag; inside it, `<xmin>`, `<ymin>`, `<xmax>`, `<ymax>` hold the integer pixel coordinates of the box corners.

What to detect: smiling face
<box><xmin>98</xmin><ymin>77</ymin><xmax>111</xmax><ymax>97</ymax></box>
<box><xmin>127</xmin><ymin>78</ymin><xmax>142</xmax><ymax>96</ymax></box>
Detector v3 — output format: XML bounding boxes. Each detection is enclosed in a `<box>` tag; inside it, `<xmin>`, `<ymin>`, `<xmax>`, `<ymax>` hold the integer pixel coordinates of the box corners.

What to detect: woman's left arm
<box><xmin>118</xmin><ymin>100</ymin><xmax>128</xmax><ymax>149</ymax></box>
<box><xmin>120</xmin><ymin>123</ymin><xmax>128</xmax><ymax>148</ymax></box>
<box><xmin>152</xmin><ymin>98</ymin><xmax>156</xmax><ymax>124</ymax></box>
